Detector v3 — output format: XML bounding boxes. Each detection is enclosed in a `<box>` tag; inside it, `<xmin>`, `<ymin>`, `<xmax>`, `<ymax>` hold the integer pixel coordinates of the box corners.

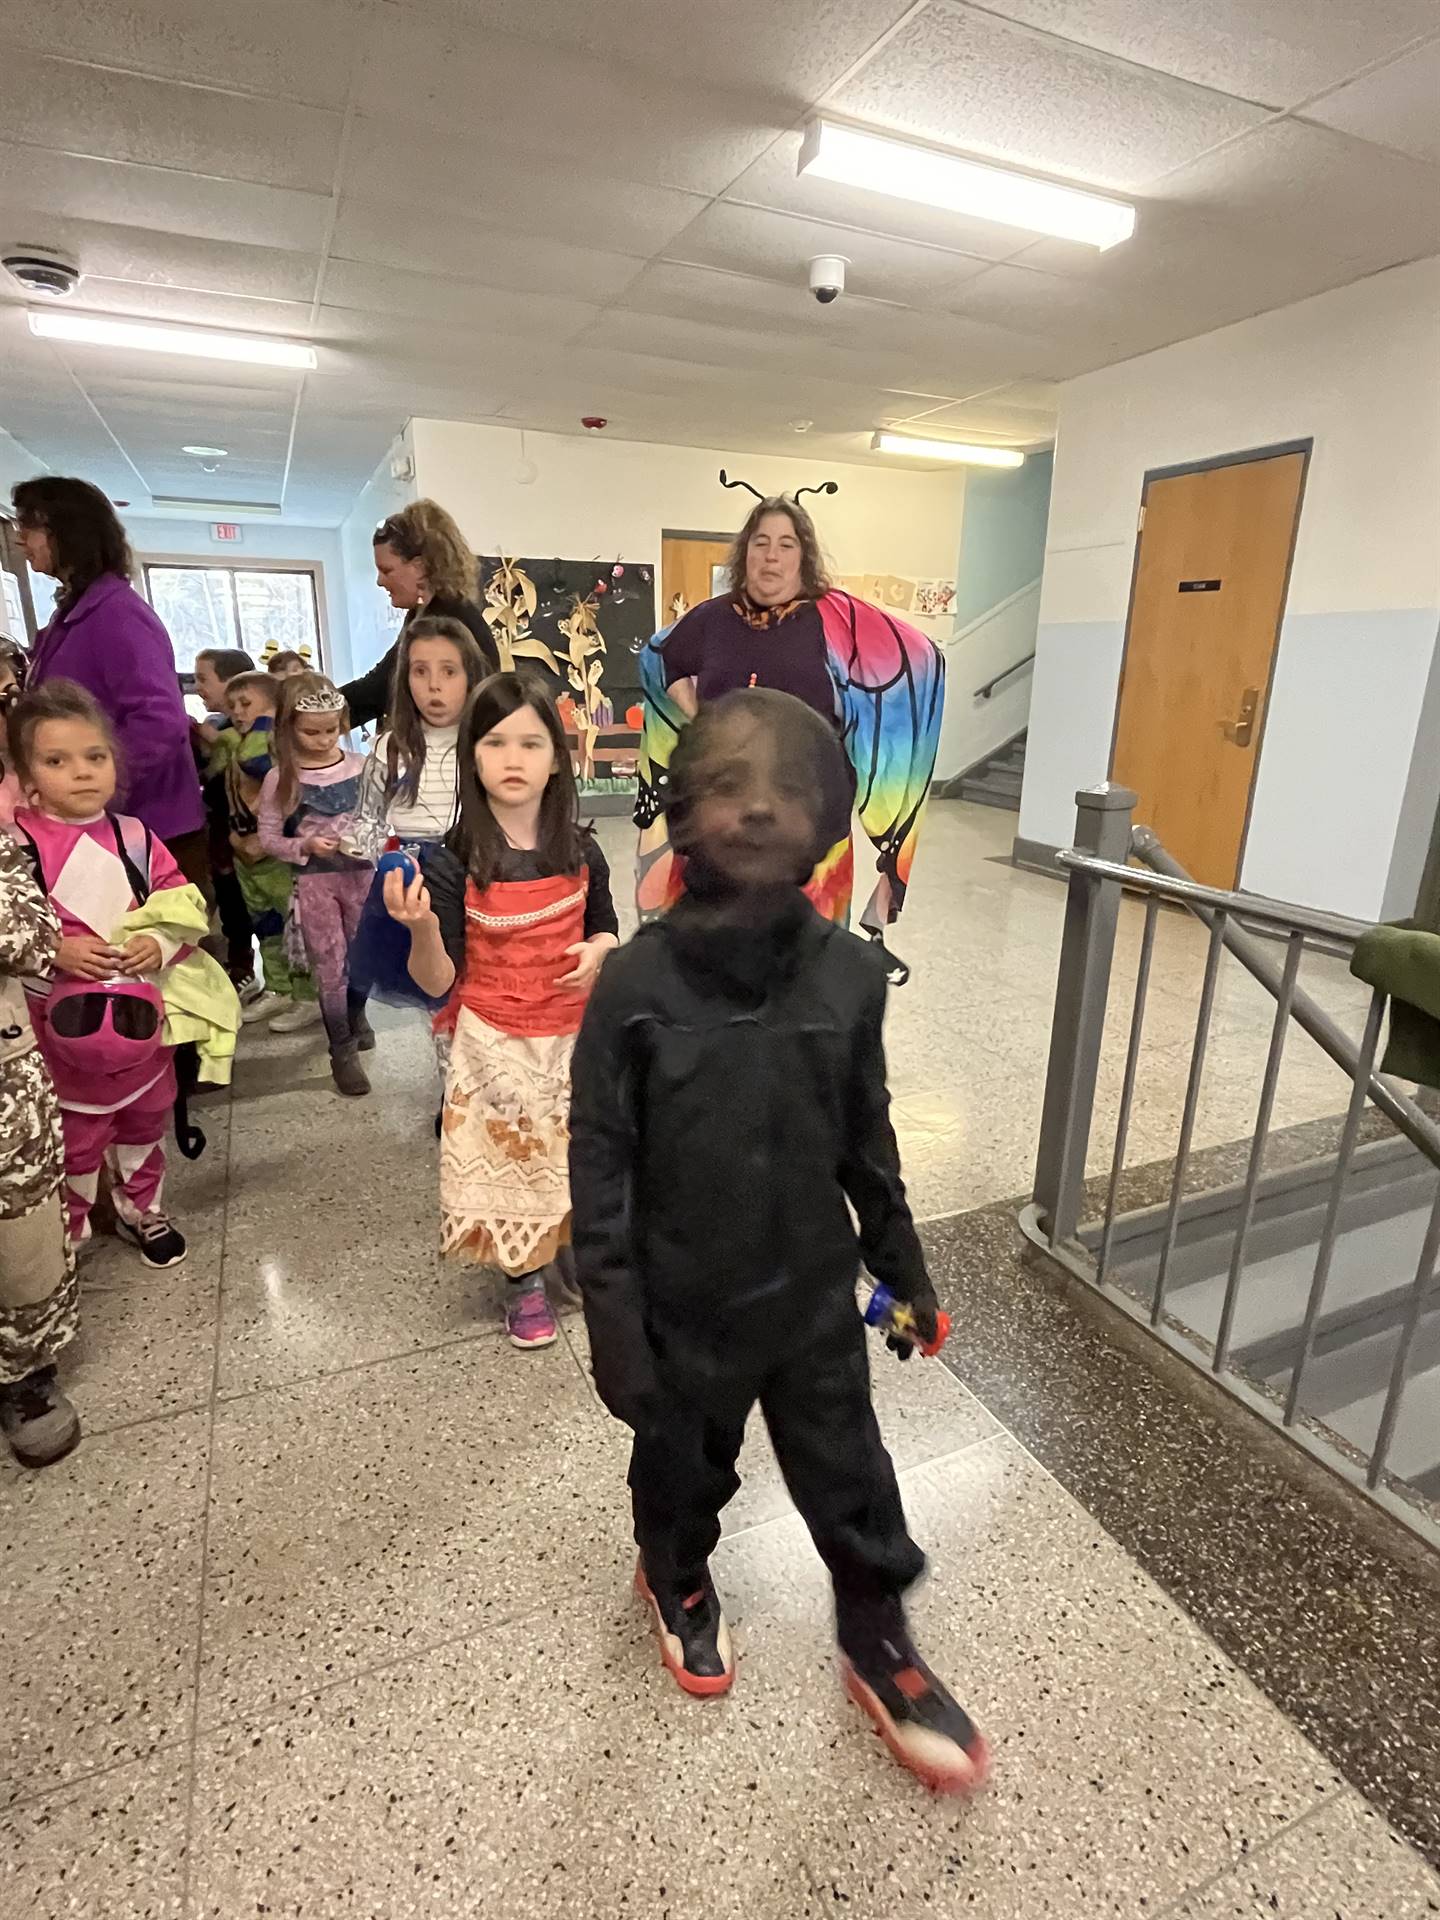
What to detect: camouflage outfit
<box><xmin>0</xmin><ymin>835</ymin><xmax>78</xmax><ymax>1385</ymax></box>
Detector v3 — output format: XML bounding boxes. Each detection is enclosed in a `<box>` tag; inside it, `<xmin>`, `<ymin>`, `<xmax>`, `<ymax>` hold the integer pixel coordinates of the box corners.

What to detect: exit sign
<box><xmin>211</xmin><ymin>522</ymin><xmax>242</xmax><ymax>544</ymax></box>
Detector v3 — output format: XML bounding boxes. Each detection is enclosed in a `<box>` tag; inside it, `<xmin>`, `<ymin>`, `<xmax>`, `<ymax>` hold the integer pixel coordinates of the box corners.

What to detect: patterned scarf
<box><xmin>732</xmin><ymin>592</ymin><xmax>809</xmax><ymax>630</ymax></box>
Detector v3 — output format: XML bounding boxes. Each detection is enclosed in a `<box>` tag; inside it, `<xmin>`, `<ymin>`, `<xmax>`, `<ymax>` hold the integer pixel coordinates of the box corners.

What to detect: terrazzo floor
<box><xmin>4</xmin><ymin>803</ymin><xmax>1437</xmax><ymax>1918</ymax></box>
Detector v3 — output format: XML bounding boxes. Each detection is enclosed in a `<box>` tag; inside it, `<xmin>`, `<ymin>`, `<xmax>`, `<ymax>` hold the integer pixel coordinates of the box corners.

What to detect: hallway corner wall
<box><xmin>937</xmin><ymin>450</ymin><xmax>1052</xmax><ymax>781</ymax></box>
<box><xmin>1020</xmin><ymin>258</ymin><xmax>1440</xmax><ymax>922</ymax></box>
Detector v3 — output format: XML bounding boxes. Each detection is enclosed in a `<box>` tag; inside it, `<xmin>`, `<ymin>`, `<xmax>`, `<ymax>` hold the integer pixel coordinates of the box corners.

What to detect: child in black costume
<box><xmin>570</xmin><ymin>688</ymin><xmax>987</xmax><ymax>1795</ymax></box>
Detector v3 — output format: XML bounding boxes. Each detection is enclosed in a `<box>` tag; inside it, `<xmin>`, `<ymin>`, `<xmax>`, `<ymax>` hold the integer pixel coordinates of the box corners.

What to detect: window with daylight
<box><xmin>142</xmin><ymin>564</ymin><xmax>324</xmax><ymax>679</ymax></box>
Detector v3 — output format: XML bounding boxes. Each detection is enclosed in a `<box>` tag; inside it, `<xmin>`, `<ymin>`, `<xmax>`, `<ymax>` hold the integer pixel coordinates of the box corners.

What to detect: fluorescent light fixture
<box><xmin>800</xmin><ymin>120</ymin><xmax>1135</xmax><ymax>250</ymax></box>
<box><xmin>29</xmin><ymin>311</ymin><xmax>316</xmax><ymax>368</ymax></box>
<box><xmin>872</xmin><ymin>432</ymin><xmax>1024</xmax><ymax>468</ymax></box>
<box><xmin>148</xmin><ymin>496</ymin><xmax>282</xmax><ymax>516</ymax></box>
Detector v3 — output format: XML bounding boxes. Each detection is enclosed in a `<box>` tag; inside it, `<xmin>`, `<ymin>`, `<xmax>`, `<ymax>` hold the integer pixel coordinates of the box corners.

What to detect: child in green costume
<box><xmin>225</xmin><ymin>674</ymin><xmax>319</xmax><ymax>1030</ymax></box>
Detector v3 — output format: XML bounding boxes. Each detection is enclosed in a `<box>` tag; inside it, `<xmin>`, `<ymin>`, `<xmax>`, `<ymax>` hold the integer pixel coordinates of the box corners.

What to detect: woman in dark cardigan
<box><xmin>342</xmin><ymin>499</ymin><xmax>498</xmax><ymax>729</ymax></box>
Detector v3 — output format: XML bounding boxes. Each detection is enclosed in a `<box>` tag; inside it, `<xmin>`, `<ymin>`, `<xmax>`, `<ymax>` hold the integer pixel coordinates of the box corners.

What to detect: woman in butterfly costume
<box><xmin>634</xmin><ymin>486</ymin><xmax>944</xmax><ymax>976</ymax></box>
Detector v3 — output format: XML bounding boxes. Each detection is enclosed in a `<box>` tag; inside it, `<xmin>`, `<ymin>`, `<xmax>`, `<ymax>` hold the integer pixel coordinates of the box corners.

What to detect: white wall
<box><xmin>1022</xmin><ymin>258</ymin><xmax>1440</xmax><ymax>922</ymax></box>
<box><xmin>410</xmin><ymin>420</ymin><xmax>967</xmax><ymax>605</ymax></box>
<box><xmin>338</xmin><ymin>428</ymin><xmax>415</xmax><ymax>685</ymax></box>
<box><xmin>0</xmin><ymin>425</ymin><xmax>44</xmax><ymax>497</ymax></box>
<box><xmin>126</xmin><ymin>515</ymin><xmax>352</xmax><ymax>681</ymax></box>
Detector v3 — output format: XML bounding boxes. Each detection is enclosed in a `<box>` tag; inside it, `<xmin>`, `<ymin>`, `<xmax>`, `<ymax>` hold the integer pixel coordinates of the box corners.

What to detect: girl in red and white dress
<box><xmin>383</xmin><ymin>673</ymin><xmax>618</xmax><ymax>1349</ymax></box>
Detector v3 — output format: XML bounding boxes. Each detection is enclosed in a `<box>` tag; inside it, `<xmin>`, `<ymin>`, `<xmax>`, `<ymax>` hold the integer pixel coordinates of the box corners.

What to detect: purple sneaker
<box><xmin>506</xmin><ymin>1277</ymin><xmax>558</xmax><ymax>1349</ymax></box>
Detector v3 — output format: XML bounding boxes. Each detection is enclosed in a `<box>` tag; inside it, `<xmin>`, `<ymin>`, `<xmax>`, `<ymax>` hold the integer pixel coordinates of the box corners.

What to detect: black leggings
<box><xmin>628</xmin><ymin>1306</ymin><xmax>925</xmax><ymax>1652</ymax></box>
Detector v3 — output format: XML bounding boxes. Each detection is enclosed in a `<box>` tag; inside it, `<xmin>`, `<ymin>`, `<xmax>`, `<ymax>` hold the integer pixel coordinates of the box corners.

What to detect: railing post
<box><xmin>1032</xmin><ymin>783</ymin><xmax>1137</xmax><ymax>1246</ymax></box>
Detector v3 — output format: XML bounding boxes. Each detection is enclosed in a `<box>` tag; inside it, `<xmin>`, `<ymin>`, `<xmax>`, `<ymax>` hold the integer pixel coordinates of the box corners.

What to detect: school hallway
<box><xmin>4</xmin><ymin>804</ymin><xmax>1439</xmax><ymax>1920</ymax></box>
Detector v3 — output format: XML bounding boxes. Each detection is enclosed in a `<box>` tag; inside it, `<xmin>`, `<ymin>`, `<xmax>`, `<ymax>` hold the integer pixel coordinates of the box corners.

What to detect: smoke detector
<box><xmin>3</xmin><ymin>246</ymin><xmax>81</xmax><ymax>299</ymax></box>
<box><xmin>580</xmin><ymin>415</ymin><xmax>608</xmax><ymax>430</ymax></box>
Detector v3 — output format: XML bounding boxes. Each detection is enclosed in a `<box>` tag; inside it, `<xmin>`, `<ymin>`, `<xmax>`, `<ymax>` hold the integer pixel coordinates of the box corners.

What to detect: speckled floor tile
<box><xmin>0</xmin><ymin>1748</ymin><xmax>189</xmax><ymax>1919</ymax></box>
<box><xmin>188</xmin><ymin>1419</ymin><xmax>1343</xmax><ymax>1920</ymax></box>
<box><xmin>709</xmin><ymin>1434</ymin><xmax>1340</xmax><ymax>1919</ymax></box>
<box><xmin>188</xmin><ymin>1599</ymin><xmax>820</xmax><ymax>1920</ymax></box>
<box><xmin>923</xmin><ymin>1199</ymin><xmax>1440</xmax><ymax>1870</ymax></box>
<box><xmin>198</xmin><ymin>1335</ymin><xmax>633</xmax><ymax>1725</ymax></box>
<box><xmin>1164</xmin><ymin>1791</ymin><xmax>1440</xmax><ymax>1918</ymax></box>
<box><xmin>0</xmin><ymin>1410</ymin><xmax>207</xmax><ymax>1805</ymax></box>
<box><xmin>60</xmin><ymin>1222</ymin><xmax>225</xmax><ymax>1440</ymax></box>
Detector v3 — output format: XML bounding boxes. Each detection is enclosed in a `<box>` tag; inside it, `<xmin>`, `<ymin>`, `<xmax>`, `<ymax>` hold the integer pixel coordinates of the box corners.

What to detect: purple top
<box><xmin>662</xmin><ymin>594</ymin><xmax>837</xmax><ymax>717</ymax></box>
<box><xmin>29</xmin><ymin>573</ymin><xmax>203</xmax><ymax>841</ymax></box>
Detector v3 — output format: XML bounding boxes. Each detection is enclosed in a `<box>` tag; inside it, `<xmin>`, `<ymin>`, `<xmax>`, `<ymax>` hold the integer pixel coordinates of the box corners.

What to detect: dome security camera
<box><xmin>808</xmin><ymin>254</ymin><xmax>848</xmax><ymax>305</ymax></box>
<box><xmin>3</xmin><ymin>246</ymin><xmax>81</xmax><ymax>299</ymax></box>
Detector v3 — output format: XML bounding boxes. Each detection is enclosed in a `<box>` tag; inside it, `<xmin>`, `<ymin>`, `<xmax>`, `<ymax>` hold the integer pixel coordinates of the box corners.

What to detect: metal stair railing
<box><xmin>1022</xmin><ymin>783</ymin><xmax>1440</xmax><ymax>1548</ymax></box>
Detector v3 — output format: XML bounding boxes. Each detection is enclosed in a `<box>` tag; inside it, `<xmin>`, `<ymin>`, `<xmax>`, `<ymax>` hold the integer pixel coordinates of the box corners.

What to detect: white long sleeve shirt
<box><xmin>347</xmin><ymin>723</ymin><xmax>460</xmax><ymax>860</ymax></box>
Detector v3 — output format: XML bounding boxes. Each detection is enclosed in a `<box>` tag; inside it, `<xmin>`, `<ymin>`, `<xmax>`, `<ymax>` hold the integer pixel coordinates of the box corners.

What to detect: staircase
<box><xmin>954</xmin><ymin>730</ymin><xmax>1027</xmax><ymax>811</ymax></box>
<box><xmin>1092</xmin><ymin>1137</ymin><xmax>1440</xmax><ymax>1503</ymax></box>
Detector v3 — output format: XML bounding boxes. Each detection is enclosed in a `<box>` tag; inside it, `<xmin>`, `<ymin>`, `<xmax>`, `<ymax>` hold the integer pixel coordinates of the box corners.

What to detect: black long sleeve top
<box><xmin>569</xmin><ymin>896</ymin><xmax>927</xmax><ymax>1390</ymax></box>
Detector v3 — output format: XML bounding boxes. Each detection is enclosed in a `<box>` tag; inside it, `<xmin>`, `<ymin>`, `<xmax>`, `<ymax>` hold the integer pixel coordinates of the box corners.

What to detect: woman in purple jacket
<box><xmin>12</xmin><ymin>477</ymin><xmax>206</xmax><ymax>882</ymax></box>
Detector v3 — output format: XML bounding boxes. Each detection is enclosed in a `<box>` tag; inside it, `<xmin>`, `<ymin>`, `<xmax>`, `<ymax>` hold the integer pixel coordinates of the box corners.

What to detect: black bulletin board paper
<box><xmin>476</xmin><ymin>556</ymin><xmax>656</xmax><ymax>707</ymax></box>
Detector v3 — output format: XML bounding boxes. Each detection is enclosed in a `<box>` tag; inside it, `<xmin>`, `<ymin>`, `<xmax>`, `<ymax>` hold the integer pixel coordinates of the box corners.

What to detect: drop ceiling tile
<box><xmin>329</xmin><ymin>209</ymin><xmax>646</xmax><ymax>305</ymax></box>
<box><xmin>3</xmin><ymin>53</ymin><xmax>343</xmax><ymax>195</ymax></box>
<box><xmin>892</xmin><ymin>398</ymin><xmax>1059</xmax><ymax>443</ymax></box>
<box><xmin>725</xmin><ymin>132</ymin><xmax>1040</xmax><ymax>259</ymax></box>
<box><xmin>0</xmin><ymin>219</ymin><xmax>322</xmax><ymax>305</ymax></box>
<box><xmin>829</xmin><ymin>3</ymin><xmax>1271</xmax><ymax>191</ymax></box>
<box><xmin>340</xmin><ymin>122</ymin><xmax>708</xmax><ymax>256</ymax></box>
<box><xmin>664</xmin><ymin>201</ymin><xmax>995</xmax><ymax>307</ymax></box>
<box><xmin>1152</xmin><ymin>119</ymin><xmax>1440</xmax><ymax>268</ymax></box>
<box><xmin>1304</xmin><ymin>39</ymin><xmax>1440</xmax><ymax>166</ymax></box>
<box><xmin>353</xmin><ymin>13</ymin><xmax>781</xmax><ymax>196</ymax></box>
<box><xmin>971</xmin><ymin>0</ymin><xmax>1440</xmax><ymax>110</ymax></box>
<box><xmin>1014</xmin><ymin>201</ymin><xmax>1377</xmax><ymax>318</ymax></box>
<box><xmin>0</xmin><ymin>143</ymin><xmax>332</xmax><ymax>255</ymax></box>
<box><xmin>317</xmin><ymin>264</ymin><xmax>601</xmax><ymax>342</ymax></box>
<box><xmin>941</xmin><ymin>261</ymin><xmax>1147</xmax><ymax>345</ymax></box>
<box><xmin>390</xmin><ymin>0</ymin><xmax>915</xmax><ymax>99</ymax></box>
<box><xmin>68</xmin><ymin>280</ymin><xmax>312</xmax><ymax>335</ymax></box>
<box><xmin>3</xmin><ymin>0</ymin><xmax>363</xmax><ymax>109</ymax></box>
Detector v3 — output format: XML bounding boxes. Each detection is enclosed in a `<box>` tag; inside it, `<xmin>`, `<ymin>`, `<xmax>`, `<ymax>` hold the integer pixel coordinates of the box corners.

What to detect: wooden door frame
<box><xmin>1106</xmin><ymin>437</ymin><xmax>1314</xmax><ymax>885</ymax></box>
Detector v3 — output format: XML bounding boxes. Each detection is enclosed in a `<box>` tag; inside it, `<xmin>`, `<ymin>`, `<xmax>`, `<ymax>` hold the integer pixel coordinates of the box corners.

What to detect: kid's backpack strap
<box><xmin>108</xmin><ymin>812</ymin><xmax>153</xmax><ymax>907</ymax></box>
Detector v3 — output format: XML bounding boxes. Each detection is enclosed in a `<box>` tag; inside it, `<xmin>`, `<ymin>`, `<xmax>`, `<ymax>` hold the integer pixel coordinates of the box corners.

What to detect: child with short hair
<box><xmin>191</xmin><ymin>646</ymin><xmax>259</xmax><ymax>993</ymax></box>
<box><xmin>9</xmin><ymin>681</ymin><xmax>197</xmax><ymax>1270</ymax></box>
<box><xmin>382</xmin><ymin>673</ymin><xmax>619</xmax><ymax>1348</ymax></box>
<box><xmin>0</xmin><ymin>830</ymin><xmax>79</xmax><ymax>1466</ymax></box>
<box><xmin>223</xmin><ymin>673</ymin><xmax>317</xmax><ymax>1031</ymax></box>
<box><xmin>569</xmin><ymin>688</ymin><xmax>987</xmax><ymax>1793</ymax></box>
<box><xmin>258</xmin><ymin>673</ymin><xmax>373</xmax><ymax>1094</ymax></box>
<box><xmin>266</xmin><ymin>650</ymin><xmax>308</xmax><ymax>679</ymax></box>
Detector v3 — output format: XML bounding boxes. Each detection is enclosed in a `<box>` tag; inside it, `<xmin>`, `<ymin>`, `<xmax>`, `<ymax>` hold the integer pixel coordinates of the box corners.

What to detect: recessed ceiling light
<box><xmin>29</xmin><ymin>311</ymin><xmax>317</xmax><ymax>369</ymax></box>
<box><xmin>181</xmin><ymin>444</ymin><xmax>229</xmax><ymax>458</ymax></box>
<box><xmin>872</xmin><ymin>432</ymin><xmax>1025</xmax><ymax>467</ymax></box>
<box><xmin>800</xmin><ymin>120</ymin><xmax>1135</xmax><ymax>251</ymax></box>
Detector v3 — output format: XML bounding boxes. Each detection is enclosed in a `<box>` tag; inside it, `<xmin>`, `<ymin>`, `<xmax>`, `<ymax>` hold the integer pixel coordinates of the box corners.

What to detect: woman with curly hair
<box><xmin>341</xmin><ymin>499</ymin><xmax>499</xmax><ymax>730</ymax></box>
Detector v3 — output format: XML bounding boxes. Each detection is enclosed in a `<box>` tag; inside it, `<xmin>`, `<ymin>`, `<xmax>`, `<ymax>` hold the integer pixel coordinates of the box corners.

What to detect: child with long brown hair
<box><xmin>257</xmin><ymin>672</ymin><xmax>374</xmax><ymax>1095</ymax></box>
<box><xmin>382</xmin><ymin>673</ymin><xmax>619</xmax><ymax>1348</ymax></box>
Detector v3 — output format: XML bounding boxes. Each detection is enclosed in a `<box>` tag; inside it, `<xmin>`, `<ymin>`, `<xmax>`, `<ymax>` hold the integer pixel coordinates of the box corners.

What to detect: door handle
<box><xmin>1220</xmin><ymin>687</ymin><xmax>1259</xmax><ymax>748</ymax></box>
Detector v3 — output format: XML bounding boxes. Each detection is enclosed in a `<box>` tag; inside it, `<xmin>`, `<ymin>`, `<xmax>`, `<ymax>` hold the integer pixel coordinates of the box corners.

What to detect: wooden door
<box><xmin>661</xmin><ymin>531</ymin><xmax>732</xmax><ymax>626</ymax></box>
<box><xmin>1111</xmin><ymin>449</ymin><xmax>1307</xmax><ymax>887</ymax></box>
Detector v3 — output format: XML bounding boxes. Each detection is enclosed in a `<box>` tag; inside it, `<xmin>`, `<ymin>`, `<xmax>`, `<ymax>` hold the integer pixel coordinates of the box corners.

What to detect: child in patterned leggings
<box><xmin>257</xmin><ymin>673</ymin><xmax>374</xmax><ymax>1096</ymax></box>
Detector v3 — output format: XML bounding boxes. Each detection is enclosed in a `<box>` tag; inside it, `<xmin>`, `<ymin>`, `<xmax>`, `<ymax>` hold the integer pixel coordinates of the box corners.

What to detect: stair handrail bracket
<box><xmin>1027</xmin><ymin>783</ymin><xmax>1440</xmax><ymax>1549</ymax></box>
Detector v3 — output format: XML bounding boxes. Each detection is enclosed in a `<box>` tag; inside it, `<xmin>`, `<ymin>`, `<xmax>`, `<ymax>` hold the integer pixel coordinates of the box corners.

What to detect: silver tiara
<box><xmin>292</xmin><ymin>686</ymin><xmax>345</xmax><ymax>714</ymax></box>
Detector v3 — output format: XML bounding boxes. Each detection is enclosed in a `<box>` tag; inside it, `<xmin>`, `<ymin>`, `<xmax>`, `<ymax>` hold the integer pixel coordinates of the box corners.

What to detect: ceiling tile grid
<box><xmin>0</xmin><ymin>0</ymin><xmax>1437</xmax><ymax>518</ymax></box>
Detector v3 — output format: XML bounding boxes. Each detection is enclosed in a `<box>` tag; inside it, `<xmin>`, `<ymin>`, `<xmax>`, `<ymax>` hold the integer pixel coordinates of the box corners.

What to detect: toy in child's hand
<box><xmin>863</xmin><ymin>1282</ymin><xmax>950</xmax><ymax>1357</ymax></box>
<box><xmin>376</xmin><ymin>849</ymin><xmax>418</xmax><ymax>887</ymax></box>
